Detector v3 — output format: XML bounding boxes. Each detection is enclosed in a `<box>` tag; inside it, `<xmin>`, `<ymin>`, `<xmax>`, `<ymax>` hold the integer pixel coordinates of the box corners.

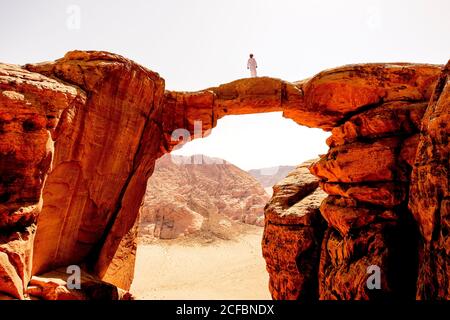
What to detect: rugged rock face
<box><xmin>139</xmin><ymin>154</ymin><xmax>269</xmax><ymax>240</ymax></box>
<box><xmin>263</xmin><ymin>63</ymin><xmax>447</xmax><ymax>300</ymax></box>
<box><xmin>0</xmin><ymin>50</ymin><xmax>447</xmax><ymax>300</ymax></box>
<box><xmin>409</xmin><ymin>63</ymin><xmax>449</xmax><ymax>300</ymax></box>
<box><xmin>309</xmin><ymin>76</ymin><xmax>442</xmax><ymax>300</ymax></box>
<box><xmin>0</xmin><ymin>63</ymin><xmax>83</xmax><ymax>299</ymax></box>
<box><xmin>27</xmin><ymin>268</ymin><xmax>133</xmax><ymax>300</ymax></box>
<box><xmin>24</xmin><ymin>51</ymin><xmax>166</xmax><ymax>291</ymax></box>
<box><xmin>262</xmin><ymin>160</ymin><xmax>327</xmax><ymax>300</ymax></box>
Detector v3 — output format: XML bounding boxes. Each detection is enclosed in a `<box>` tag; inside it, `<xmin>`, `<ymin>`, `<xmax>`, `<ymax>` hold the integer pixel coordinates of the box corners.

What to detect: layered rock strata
<box><xmin>409</xmin><ymin>63</ymin><xmax>449</xmax><ymax>300</ymax></box>
<box><xmin>262</xmin><ymin>160</ymin><xmax>327</xmax><ymax>300</ymax></box>
<box><xmin>25</xmin><ymin>51</ymin><xmax>166</xmax><ymax>291</ymax></box>
<box><xmin>0</xmin><ymin>63</ymin><xmax>84</xmax><ymax>299</ymax></box>
<box><xmin>310</xmin><ymin>106</ymin><xmax>427</xmax><ymax>299</ymax></box>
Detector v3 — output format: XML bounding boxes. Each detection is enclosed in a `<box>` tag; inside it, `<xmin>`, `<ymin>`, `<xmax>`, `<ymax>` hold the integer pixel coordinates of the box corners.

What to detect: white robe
<box><xmin>247</xmin><ymin>58</ymin><xmax>257</xmax><ymax>77</ymax></box>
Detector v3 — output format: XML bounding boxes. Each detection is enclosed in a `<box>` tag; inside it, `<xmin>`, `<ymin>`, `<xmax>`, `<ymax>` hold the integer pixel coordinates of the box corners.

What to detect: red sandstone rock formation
<box><xmin>0</xmin><ymin>63</ymin><xmax>84</xmax><ymax>299</ymax></box>
<box><xmin>409</xmin><ymin>62</ymin><xmax>449</xmax><ymax>300</ymax></box>
<box><xmin>24</xmin><ymin>51</ymin><xmax>166</xmax><ymax>291</ymax></box>
<box><xmin>27</xmin><ymin>268</ymin><xmax>133</xmax><ymax>300</ymax></box>
<box><xmin>305</xmin><ymin>63</ymin><xmax>447</xmax><ymax>300</ymax></box>
<box><xmin>0</xmin><ymin>50</ymin><xmax>447</xmax><ymax>300</ymax></box>
<box><xmin>262</xmin><ymin>63</ymin><xmax>446</xmax><ymax>300</ymax></box>
<box><xmin>262</xmin><ymin>160</ymin><xmax>327</xmax><ymax>300</ymax></box>
<box><xmin>139</xmin><ymin>154</ymin><xmax>269</xmax><ymax>240</ymax></box>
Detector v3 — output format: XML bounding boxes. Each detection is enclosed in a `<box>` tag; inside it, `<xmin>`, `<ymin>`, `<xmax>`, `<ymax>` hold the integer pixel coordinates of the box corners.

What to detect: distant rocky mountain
<box><xmin>248</xmin><ymin>166</ymin><xmax>296</xmax><ymax>195</ymax></box>
<box><xmin>139</xmin><ymin>154</ymin><xmax>270</xmax><ymax>241</ymax></box>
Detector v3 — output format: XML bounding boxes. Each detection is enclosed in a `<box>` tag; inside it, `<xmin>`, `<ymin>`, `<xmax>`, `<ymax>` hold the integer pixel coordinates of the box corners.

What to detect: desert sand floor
<box><xmin>131</xmin><ymin>227</ymin><xmax>271</xmax><ymax>300</ymax></box>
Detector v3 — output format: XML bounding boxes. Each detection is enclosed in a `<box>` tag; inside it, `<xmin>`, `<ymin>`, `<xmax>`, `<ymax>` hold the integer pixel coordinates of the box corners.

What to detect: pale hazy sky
<box><xmin>1</xmin><ymin>0</ymin><xmax>449</xmax><ymax>170</ymax></box>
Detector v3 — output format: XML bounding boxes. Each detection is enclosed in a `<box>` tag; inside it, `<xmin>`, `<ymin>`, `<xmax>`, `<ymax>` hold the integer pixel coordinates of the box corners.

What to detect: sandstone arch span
<box><xmin>0</xmin><ymin>50</ymin><xmax>447</xmax><ymax>299</ymax></box>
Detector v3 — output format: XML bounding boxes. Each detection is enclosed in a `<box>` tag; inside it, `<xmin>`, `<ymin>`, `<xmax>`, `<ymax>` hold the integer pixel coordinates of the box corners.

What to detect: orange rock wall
<box><xmin>25</xmin><ymin>51</ymin><xmax>165</xmax><ymax>290</ymax></box>
<box><xmin>262</xmin><ymin>160</ymin><xmax>327</xmax><ymax>300</ymax></box>
<box><xmin>265</xmin><ymin>62</ymin><xmax>448</xmax><ymax>300</ymax></box>
<box><xmin>409</xmin><ymin>63</ymin><xmax>449</xmax><ymax>299</ymax></box>
<box><xmin>0</xmin><ymin>63</ymin><xmax>83</xmax><ymax>299</ymax></box>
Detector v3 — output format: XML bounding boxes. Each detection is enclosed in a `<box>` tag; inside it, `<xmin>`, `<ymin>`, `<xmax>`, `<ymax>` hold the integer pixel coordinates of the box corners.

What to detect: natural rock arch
<box><xmin>0</xmin><ymin>50</ymin><xmax>447</xmax><ymax>299</ymax></box>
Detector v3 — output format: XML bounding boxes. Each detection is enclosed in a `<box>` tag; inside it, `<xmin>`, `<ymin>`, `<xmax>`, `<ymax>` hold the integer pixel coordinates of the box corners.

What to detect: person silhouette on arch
<box><xmin>247</xmin><ymin>54</ymin><xmax>258</xmax><ymax>78</ymax></box>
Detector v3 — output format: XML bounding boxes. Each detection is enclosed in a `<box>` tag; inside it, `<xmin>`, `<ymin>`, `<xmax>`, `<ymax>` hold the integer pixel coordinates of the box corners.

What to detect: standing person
<box><xmin>247</xmin><ymin>54</ymin><xmax>258</xmax><ymax>78</ymax></box>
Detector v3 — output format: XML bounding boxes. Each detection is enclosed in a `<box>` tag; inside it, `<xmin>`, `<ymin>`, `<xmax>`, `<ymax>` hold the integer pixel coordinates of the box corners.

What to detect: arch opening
<box><xmin>131</xmin><ymin>112</ymin><xmax>329</xmax><ymax>299</ymax></box>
